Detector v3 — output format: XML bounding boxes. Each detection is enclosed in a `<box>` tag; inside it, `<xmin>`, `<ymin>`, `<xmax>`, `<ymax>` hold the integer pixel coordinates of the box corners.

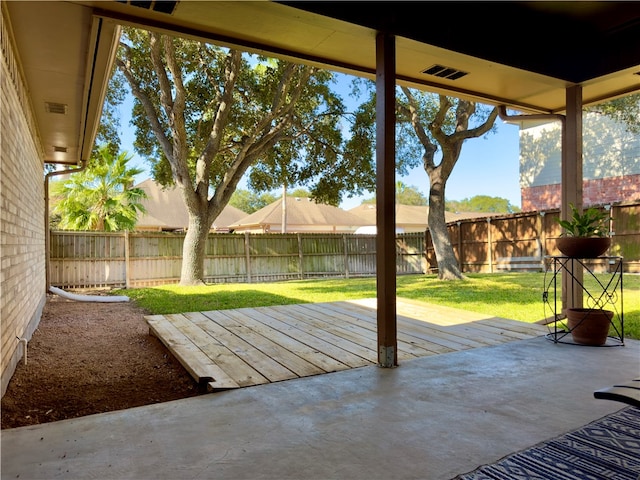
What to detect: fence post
<box><xmin>343</xmin><ymin>234</ymin><xmax>350</xmax><ymax>278</ymax></box>
<box><xmin>487</xmin><ymin>217</ymin><xmax>493</xmax><ymax>273</ymax></box>
<box><xmin>244</xmin><ymin>231</ymin><xmax>252</xmax><ymax>283</ymax></box>
<box><xmin>456</xmin><ymin>221</ymin><xmax>463</xmax><ymax>273</ymax></box>
<box><xmin>297</xmin><ymin>233</ymin><xmax>304</xmax><ymax>280</ymax></box>
<box><xmin>539</xmin><ymin>211</ymin><xmax>547</xmax><ymax>266</ymax></box>
<box><xmin>124</xmin><ymin>230</ymin><xmax>130</xmax><ymax>289</ymax></box>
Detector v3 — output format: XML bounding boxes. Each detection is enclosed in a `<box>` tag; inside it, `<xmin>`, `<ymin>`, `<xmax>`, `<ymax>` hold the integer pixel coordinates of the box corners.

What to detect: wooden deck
<box><xmin>145</xmin><ymin>298</ymin><xmax>548</xmax><ymax>391</ymax></box>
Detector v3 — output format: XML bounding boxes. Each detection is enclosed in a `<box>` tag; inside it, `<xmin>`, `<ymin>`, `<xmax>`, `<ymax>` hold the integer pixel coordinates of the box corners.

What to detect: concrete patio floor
<box><xmin>2</xmin><ymin>336</ymin><xmax>639</xmax><ymax>480</ymax></box>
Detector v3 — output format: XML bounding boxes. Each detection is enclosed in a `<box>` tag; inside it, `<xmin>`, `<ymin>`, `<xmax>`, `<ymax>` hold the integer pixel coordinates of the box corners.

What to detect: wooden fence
<box><xmin>49</xmin><ymin>232</ymin><xmax>426</xmax><ymax>288</ymax></box>
<box><xmin>425</xmin><ymin>202</ymin><xmax>639</xmax><ymax>274</ymax></box>
<box><xmin>49</xmin><ymin>202</ymin><xmax>639</xmax><ymax>289</ymax></box>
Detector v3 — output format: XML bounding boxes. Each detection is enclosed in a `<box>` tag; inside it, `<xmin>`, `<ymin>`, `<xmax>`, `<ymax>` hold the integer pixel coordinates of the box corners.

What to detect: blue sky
<box><xmin>120</xmin><ymin>72</ymin><xmax>522</xmax><ymax>210</ymax></box>
<box><xmin>329</xmin><ymin>73</ymin><xmax>522</xmax><ymax>210</ymax></box>
<box><xmin>338</xmin><ymin>119</ymin><xmax>522</xmax><ymax>210</ymax></box>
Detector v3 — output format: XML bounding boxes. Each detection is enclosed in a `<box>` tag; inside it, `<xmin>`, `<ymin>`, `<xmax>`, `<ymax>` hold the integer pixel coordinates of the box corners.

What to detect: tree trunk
<box><xmin>180</xmin><ymin>211</ymin><xmax>210</xmax><ymax>286</ymax></box>
<box><xmin>428</xmin><ymin>178</ymin><xmax>464</xmax><ymax>281</ymax></box>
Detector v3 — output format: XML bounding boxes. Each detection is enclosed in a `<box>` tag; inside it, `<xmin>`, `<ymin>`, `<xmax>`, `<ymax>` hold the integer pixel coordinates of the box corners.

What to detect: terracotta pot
<box><xmin>566</xmin><ymin>308</ymin><xmax>613</xmax><ymax>346</ymax></box>
<box><xmin>556</xmin><ymin>237</ymin><xmax>611</xmax><ymax>258</ymax></box>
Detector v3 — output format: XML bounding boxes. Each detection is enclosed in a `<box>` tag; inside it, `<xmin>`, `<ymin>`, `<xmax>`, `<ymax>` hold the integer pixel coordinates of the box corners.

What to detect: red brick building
<box><xmin>520</xmin><ymin>113</ymin><xmax>640</xmax><ymax>211</ymax></box>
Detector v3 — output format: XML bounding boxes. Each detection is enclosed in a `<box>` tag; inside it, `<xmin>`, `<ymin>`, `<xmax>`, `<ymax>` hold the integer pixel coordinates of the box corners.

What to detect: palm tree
<box><xmin>51</xmin><ymin>146</ymin><xmax>147</xmax><ymax>231</ymax></box>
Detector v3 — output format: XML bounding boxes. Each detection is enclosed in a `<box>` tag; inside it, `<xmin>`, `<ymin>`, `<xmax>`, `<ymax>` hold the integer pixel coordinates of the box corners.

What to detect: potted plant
<box><xmin>555</xmin><ymin>204</ymin><xmax>614</xmax><ymax>344</ymax></box>
<box><xmin>565</xmin><ymin>307</ymin><xmax>613</xmax><ymax>345</ymax></box>
<box><xmin>555</xmin><ymin>203</ymin><xmax>611</xmax><ymax>258</ymax></box>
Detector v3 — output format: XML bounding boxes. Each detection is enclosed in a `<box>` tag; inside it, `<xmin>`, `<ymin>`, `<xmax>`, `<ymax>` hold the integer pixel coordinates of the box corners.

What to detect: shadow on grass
<box><xmin>395</xmin><ymin>274</ymin><xmax>542</xmax><ymax>307</ymax></box>
<box><xmin>121</xmin><ymin>288</ymin><xmax>309</xmax><ymax>315</ymax></box>
<box><xmin>287</xmin><ymin>278</ymin><xmax>377</xmax><ymax>298</ymax></box>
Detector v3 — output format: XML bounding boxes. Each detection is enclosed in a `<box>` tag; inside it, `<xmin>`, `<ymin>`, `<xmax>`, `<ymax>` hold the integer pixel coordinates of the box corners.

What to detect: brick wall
<box><xmin>1</xmin><ymin>13</ymin><xmax>47</xmax><ymax>397</ymax></box>
<box><xmin>521</xmin><ymin>174</ymin><xmax>640</xmax><ymax>212</ymax></box>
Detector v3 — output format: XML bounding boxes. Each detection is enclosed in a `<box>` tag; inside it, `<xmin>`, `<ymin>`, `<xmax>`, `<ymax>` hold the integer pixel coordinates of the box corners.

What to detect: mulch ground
<box><xmin>1</xmin><ymin>292</ymin><xmax>205</xmax><ymax>429</ymax></box>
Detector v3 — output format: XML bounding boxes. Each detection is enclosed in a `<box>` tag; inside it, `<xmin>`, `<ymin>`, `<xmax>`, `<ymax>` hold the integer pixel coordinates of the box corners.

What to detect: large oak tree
<box><xmin>347</xmin><ymin>80</ymin><xmax>500</xmax><ymax>279</ymax></box>
<box><xmin>398</xmin><ymin>90</ymin><xmax>498</xmax><ymax>279</ymax></box>
<box><xmin>115</xmin><ymin>28</ymin><xmax>372</xmax><ymax>285</ymax></box>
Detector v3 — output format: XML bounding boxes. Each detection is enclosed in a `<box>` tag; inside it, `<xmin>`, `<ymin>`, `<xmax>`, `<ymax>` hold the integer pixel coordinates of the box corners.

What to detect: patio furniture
<box><xmin>594</xmin><ymin>379</ymin><xmax>640</xmax><ymax>408</ymax></box>
<box><xmin>543</xmin><ymin>256</ymin><xmax>624</xmax><ymax>346</ymax></box>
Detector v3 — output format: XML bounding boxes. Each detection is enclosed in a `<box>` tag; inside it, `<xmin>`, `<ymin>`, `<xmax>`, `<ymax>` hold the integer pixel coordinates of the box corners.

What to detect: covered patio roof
<box><xmin>5</xmin><ymin>1</ymin><xmax>640</xmax><ymax>166</ymax></box>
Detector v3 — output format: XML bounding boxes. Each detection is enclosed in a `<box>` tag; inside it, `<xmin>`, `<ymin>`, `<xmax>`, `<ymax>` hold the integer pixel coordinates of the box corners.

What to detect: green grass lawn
<box><xmin>118</xmin><ymin>272</ymin><xmax>640</xmax><ymax>340</ymax></box>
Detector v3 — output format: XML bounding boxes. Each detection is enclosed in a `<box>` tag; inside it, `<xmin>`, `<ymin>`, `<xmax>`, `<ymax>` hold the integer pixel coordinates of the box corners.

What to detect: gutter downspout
<box><xmin>44</xmin><ymin>161</ymin><xmax>87</xmax><ymax>291</ymax></box>
<box><xmin>497</xmin><ymin>105</ymin><xmax>565</xmax><ymax>127</ymax></box>
<box><xmin>17</xmin><ymin>337</ymin><xmax>27</xmax><ymax>365</ymax></box>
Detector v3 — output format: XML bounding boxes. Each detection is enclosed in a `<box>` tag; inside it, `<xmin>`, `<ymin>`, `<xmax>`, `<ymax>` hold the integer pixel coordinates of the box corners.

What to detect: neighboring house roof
<box><xmin>446</xmin><ymin>211</ymin><xmax>502</xmax><ymax>223</ymax></box>
<box><xmin>349</xmin><ymin>204</ymin><xmax>429</xmax><ymax>232</ymax></box>
<box><xmin>136</xmin><ymin>179</ymin><xmax>247</xmax><ymax>232</ymax></box>
<box><xmin>348</xmin><ymin>204</ymin><xmax>497</xmax><ymax>231</ymax></box>
<box><xmin>229</xmin><ymin>197</ymin><xmax>369</xmax><ymax>233</ymax></box>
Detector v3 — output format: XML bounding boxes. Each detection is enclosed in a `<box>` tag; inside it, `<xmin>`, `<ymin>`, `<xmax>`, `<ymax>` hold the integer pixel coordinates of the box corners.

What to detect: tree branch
<box><xmin>115</xmin><ymin>49</ymin><xmax>173</xmax><ymax>167</ymax></box>
<box><xmin>401</xmin><ymin>86</ymin><xmax>438</xmax><ymax>172</ymax></box>
<box><xmin>198</xmin><ymin>50</ymin><xmax>243</xmax><ymax>178</ymax></box>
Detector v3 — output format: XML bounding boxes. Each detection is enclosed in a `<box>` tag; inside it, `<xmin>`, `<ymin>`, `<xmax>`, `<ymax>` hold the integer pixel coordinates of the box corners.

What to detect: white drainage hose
<box><xmin>49</xmin><ymin>286</ymin><xmax>129</xmax><ymax>303</ymax></box>
<box><xmin>17</xmin><ymin>337</ymin><xmax>27</xmax><ymax>365</ymax></box>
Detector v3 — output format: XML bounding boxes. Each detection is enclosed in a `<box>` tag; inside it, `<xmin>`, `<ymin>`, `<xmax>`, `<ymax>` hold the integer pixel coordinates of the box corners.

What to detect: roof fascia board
<box><xmin>90</xmin><ymin>7</ymin><xmax>555</xmax><ymax>114</ymax></box>
<box><xmin>79</xmin><ymin>16</ymin><xmax>121</xmax><ymax>164</ymax></box>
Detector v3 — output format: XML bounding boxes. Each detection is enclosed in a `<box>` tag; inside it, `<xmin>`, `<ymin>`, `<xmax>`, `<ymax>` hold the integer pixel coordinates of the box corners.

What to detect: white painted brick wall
<box><xmin>1</xmin><ymin>33</ymin><xmax>46</xmax><ymax>397</ymax></box>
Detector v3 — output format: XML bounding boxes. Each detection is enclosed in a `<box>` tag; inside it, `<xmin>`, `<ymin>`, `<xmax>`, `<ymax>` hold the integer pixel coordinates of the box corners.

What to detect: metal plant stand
<box><xmin>543</xmin><ymin>255</ymin><xmax>624</xmax><ymax>346</ymax></box>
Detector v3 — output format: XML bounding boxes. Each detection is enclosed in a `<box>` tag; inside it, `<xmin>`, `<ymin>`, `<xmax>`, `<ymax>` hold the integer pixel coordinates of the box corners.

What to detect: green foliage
<box><xmin>556</xmin><ymin>203</ymin><xmax>610</xmax><ymax>237</ymax></box>
<box><xmin>116</xmin><ymin>28</ymin><xmax>373</xmax><ymax>204</ymax></box>
<box><xmin>587</xmin><ymin>93</ymin><xmax>640</xmax><ymax>134</ymax></box>
<box><xmin>51</xmin><ymin>146</ymin><xmax>146</xmax><ymax>231</ymax></box>
<box><xmin>362</xmin><ymin>181</ymin><xmax>428</xmax><ymax>206</ymax></box>
<box><xmin>229</xmin><ymin>189</ymin><xmax>277</xmax><ymax>214</ymax></box>
<box><xmin>116</xmin><ymin>273</ymin><xmax>639</xmax><ymax>340</ymax></box>
<box><xmin>395</xmin><ymin>181</ymin><xmax>428</xmax><ymax>205</ymax></box>
<box><xmin>93</xmin><ymin>67</ymin><xmax>126</xmax><ymax>158</ymax></box>
<box><xmin>287</xmin><ymin>188</ymin><xmax>312</xmax><ymax>198</ymax></box>
<box><xmin>446</xmin><ymin>195</ymin><xmax>520</xmax><ymax>213</ymax></box>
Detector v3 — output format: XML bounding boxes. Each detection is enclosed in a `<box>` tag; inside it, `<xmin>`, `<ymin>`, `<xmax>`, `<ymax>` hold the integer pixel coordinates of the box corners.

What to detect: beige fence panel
<box><xmin>244</xmin><ymin>234</ymin><xmax>301</xmax><ymax>282</ymax></box>
<box><xmin>204</xmin><ymin>234</ymin><xmax>247</xmax><ymax>284</ymax></box>
<box><xmin>300</xmin><ymin>234</ymin><xmax>345</xmax><ymax>279</ymax></box>
<box><xmin>49</xmin><ymin>232</ymin><xmax>126</xmax><ymax>288</ymax></box>
<box><xmin>344</xmin><ymin>235</ymin><xmax>377</xmax><ymax>277</ymax></box>
<box><xmin>127</xmin><ymin>233</ymin><xmax>183</xmax><ymax>286</ymax></box>
<box><xmin>396</xmin><ymin>233</ymin><xmax>426</xmax><ymax>274</ymax></box>
<box><xmin>50</xmin><ymin>231</ymin><xmax>428</xmax><ymax>288</ymax></box>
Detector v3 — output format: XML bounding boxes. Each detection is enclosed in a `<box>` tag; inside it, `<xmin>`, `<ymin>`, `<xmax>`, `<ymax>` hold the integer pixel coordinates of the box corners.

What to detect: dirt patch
<box><xmin>1</xmin><ymin>292</ymin><xmax>203</xmax><ymax>429</ymax></box>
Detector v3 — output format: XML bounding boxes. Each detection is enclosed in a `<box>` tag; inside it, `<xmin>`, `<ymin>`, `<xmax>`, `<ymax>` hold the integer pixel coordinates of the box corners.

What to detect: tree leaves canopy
<box><xmin>228</xmin><ymin>189</ymin><xmax>278</xmax><ymax>214</ymax></box>
<box><xmin>115</xmin><ymin>28</ymin><xmax>373</xmax><ymax>208</ymax></box>
<box><xmin>362</xmin><ymin>181</ymin><xmax>428</xmax><ymax>206</ymax></box>
<box><xmin>446</xmin><ymin>195</ymin><xmax>520</xmax><ymax>213</ymax></box>
<box><xmin>587</xmin><ymin>93</ymin><xmax>640</xmax><ymax>134</ymax></box>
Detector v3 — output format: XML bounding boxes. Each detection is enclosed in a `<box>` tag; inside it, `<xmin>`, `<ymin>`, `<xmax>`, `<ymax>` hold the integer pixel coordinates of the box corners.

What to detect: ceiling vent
<box><xmin>53</xmin><ymin>146</ymin><xmax>68</xmax><ymax>153</ymax></box>
<box><xmin>422</xmin><ymin>64</ymin><xmax>468</xmax><ymax>81</ymax></box>
<box><xmin>116</xmin><ymin>0</ymin><xmax>178</xmax><ymax>15</ymax></box>
<box><xmin>45</xmin><ymin>102</ymin><xmax>68</xmax><ymax>114</ymax></box>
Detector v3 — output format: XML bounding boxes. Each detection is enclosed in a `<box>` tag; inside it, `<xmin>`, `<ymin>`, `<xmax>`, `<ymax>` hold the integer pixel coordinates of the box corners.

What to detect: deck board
<box><xmin>146</xmin><ymin>299</ymin><xmax>548</xmax><ymax>391</ymax></box>
<box><xmin>241</xmin><ymin>307</ymin><xmax>364</xmax><ymax>370</ymax></box>
<box><xmin>146</xmin><ymin>314</ymin><xmax>240</xmax><ymax>389</ymax></box>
